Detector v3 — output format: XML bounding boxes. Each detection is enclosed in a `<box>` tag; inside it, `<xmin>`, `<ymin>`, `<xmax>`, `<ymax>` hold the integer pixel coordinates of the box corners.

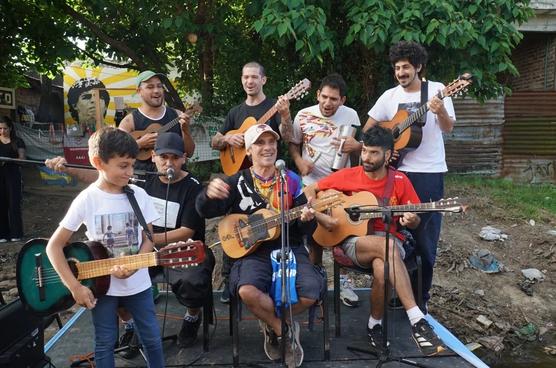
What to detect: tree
<box><xmin>254</xmin><ymin>0</ymin><xmax>533</xmax><ymax>104</ymax></box>
<box><xmin>0</xmin><ymin>0</ymin><xmax>533</xmax><ymax>115</ymax></box>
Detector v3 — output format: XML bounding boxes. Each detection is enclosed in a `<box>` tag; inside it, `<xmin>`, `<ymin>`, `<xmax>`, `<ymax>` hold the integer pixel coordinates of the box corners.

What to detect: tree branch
<box><xmin>60</xmin><ymin>2</ymin><xmax>147</xmax><ymax>70</ymax></box>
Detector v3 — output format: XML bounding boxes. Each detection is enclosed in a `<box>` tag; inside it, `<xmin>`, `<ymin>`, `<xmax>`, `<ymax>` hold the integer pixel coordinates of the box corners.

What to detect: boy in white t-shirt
<box><xmin>46</xmin><ymin>127</ymin><xmax>164</xmax><ymax>368</ymax></box>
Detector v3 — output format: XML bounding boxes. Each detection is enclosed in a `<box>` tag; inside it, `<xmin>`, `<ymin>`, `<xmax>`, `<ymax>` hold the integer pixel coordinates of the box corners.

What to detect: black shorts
<box><xmin>229</xmin><ymin>246</ymin><xmax>324</xmax><ymax>301</ymax></box>
<box><xmin>152</xmin><ymin>247</ymin><xmax>215</xmax><ymax>308</ymax></box>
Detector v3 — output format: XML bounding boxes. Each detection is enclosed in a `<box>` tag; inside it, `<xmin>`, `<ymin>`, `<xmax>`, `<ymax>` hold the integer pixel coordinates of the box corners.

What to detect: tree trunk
<box><xmin>196</xmin><ymin>0</ymin><xmax>215</xmax><ymax>110</ymax></box>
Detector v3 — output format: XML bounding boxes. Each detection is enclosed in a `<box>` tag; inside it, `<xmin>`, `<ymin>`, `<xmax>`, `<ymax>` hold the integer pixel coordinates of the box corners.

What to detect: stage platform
<box><xmin>45</xmin><ymin>290</ymin><xmax>480</xmax><ymax>367</ymax></box>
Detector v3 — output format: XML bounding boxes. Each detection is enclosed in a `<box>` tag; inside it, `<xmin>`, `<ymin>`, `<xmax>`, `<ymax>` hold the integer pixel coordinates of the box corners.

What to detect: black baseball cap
<box><xmin>154</xmin><ymin>132</ymin><xmax>184</xmax><ymax>156</ymax></box>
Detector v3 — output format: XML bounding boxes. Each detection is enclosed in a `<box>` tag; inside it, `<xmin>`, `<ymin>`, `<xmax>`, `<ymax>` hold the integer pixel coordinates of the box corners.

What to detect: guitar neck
<box><xmin>359</xmin><ymin>201</ymin><xmax>447</xmax><ymax>220</ymax></box>
<box><xmin>157</xmin><ymin>116</ymin><xmax>181</xmax><ymax>134</ymax></box>
<box><xmin>397</xmin><ymin>90</ymin><xmax>444</xmax><ymax>133</ymax></box>
<box><xmin>262</xmin><ymin>198</ymin><xmax>336</xmax><ymax>229</ymax></box>
<box><xmin>75</xmin><ymin>253</ymin><xmax>158</xmax><ymax>280</ymax></box>
<box><xmin>256</xmin><ymin>105</ymin><xmax>279</xmax><ymax>125</ymax></box>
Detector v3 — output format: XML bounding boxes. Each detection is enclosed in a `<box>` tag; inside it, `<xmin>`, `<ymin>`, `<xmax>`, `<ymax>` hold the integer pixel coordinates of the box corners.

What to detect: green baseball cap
<box><xmin>136</xmin><ymin>70</ymin><xmax>166</xmax><ymax>87</ymax></box>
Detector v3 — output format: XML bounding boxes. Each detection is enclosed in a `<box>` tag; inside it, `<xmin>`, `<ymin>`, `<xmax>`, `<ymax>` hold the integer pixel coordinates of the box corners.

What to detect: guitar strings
<box><xmin>30</xmin><ymin>258</ymin><xmax>199</xmax><ymax>285</ymax></box>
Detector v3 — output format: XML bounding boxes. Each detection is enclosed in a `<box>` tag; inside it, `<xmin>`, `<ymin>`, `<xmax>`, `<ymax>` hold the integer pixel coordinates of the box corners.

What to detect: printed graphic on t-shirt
<box><xmin>398</xmin><ymin>102</ymin><xmax>420</xmax><ymax>115</ymax></box>
<box><xmin>150</xmin><ymin>196</ymin><xmax>180</xmax><ymax>228</ymax></box>
<box><xmin>94</xmin><ymin>212</ymin><xmax>139</xmax><ymax>256</ymax></box>
<box><xmin>237</xmin><ymin>174</ymin><xmax>263</xmax><ymax>211</ymax></box>
<box><xmin>298</xmin><ymin>111</ymin><xmax>337</xmax><ymax>160</ymax></box>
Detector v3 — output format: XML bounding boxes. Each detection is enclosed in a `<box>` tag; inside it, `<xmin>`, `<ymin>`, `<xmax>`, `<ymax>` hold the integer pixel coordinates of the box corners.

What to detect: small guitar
<box><xmin>130</xmin><ymin>103</ymin><xmax>203</xmax><ymax>160</ymax></box>
<box><xmin>16</xmin><ymin>238</ymin><xmax>205</xmax><ymax>316</ymax></box>
<box><xmin>218</xmin><ymin>193</ymin><xmax>342</xmax><ymax>258</ymax></box>
<box><xmin>381</xmin><ymin>73</ymin><xmax>472</xmax><ymax>154</ymax></box>
<box><xmin>220</xmin><ymin>79</ymin><xmax>311</xmax><ymax>176</ymax></box>
<box><xmin>313</xmin><ymin>191</ymin><xmax>465</xmax><ymax>247</ymax></box>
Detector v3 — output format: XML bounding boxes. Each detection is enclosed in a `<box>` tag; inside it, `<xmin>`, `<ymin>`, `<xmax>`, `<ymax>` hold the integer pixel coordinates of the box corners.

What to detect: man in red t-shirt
<box><xmin>305</xmin><ymin>126</ymin><xmax>447</xmax><ymax>356</ymax></box>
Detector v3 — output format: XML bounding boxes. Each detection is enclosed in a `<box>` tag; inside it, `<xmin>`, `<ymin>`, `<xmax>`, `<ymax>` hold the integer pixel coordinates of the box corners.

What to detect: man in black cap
<box><xmin>45</xmin><ymin>132</ymin><xmax>214</xmax><ymax>351</ymax></box>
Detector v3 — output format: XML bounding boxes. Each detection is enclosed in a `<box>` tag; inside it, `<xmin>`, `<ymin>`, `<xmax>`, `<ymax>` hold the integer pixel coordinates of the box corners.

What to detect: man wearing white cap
<box><xmin>197</xmin><ymin>124</ymin><xmax>325</xmax><ymax>367</ymax></box>
<box><xmin>119</xmin><ymin>70</ymin><xmax>195</xmax><ymax>173</ymax></box>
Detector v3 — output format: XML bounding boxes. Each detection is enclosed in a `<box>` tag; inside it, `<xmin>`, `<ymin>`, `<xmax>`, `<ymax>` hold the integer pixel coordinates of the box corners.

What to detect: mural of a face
<box><xmin>67</xmin><ymin>77</ymin><xmax>110</xmax><ymax>135</ymax></box>
<box><xmin>74</xmin><ymin>90</ymin><xmax>107</xmax><ymax>126</ymax></box>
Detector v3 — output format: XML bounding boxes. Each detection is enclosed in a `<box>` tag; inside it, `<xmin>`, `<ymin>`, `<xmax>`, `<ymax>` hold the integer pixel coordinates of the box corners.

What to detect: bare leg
<box><xmin>239</xmin><ymin>285</ymin><xmax>315</xmax><ymax>336</ymax></box>
<box><xmin>370</xmin><ymin>258</ymin><xmax>385</xmax><ymax>320</ymax></box>
<box><xmin>355</xmin><ymin>236</ymin><xmax>417</xmax><ymax>312</ymax></box>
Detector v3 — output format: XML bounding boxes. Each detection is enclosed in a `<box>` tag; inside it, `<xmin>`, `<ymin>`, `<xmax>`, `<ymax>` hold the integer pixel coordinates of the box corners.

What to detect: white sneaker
<box><xmin>340</xmin><ymin>275</ymin><xmax>359</xmax><ymax>307</ymax></box>
<box><xmin>0</xmin><ymin>239</ymin><xmax>7</xmax><ymax>243</ymax></box>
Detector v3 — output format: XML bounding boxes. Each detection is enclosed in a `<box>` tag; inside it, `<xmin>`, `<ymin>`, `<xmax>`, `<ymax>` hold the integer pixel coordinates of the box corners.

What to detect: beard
<box><xmin>362</xmin><ymin>154</ymin><xmax>386</xmax><ymax>173</ymax></box>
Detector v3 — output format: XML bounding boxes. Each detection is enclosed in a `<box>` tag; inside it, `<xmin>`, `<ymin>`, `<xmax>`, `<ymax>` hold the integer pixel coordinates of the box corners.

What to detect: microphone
<box><xmin>166</xmin><ymin>167</ymin><xmax>175</xmax><ymax>180</ymax></box>
<box><xmin>275</xmin><ymin>159</ymin><xmax>286</xmax><ymax>176</ymax></box>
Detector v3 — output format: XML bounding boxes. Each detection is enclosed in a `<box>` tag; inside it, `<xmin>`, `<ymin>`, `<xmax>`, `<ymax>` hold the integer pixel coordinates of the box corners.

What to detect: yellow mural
<box><xmin>63</xmin><ymin>63</ymin><xmax>142</xmax><ymax>138</ymax></box>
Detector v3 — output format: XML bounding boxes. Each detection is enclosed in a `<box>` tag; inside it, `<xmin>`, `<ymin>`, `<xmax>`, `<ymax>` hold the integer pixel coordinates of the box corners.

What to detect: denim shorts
<box><xmin>229</xmin><ymin>246</ymin><xmax>324</xmax><ymax>301</ymax></box>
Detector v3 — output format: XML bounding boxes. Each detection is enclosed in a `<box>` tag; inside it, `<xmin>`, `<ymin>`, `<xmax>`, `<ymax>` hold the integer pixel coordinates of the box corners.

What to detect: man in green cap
<box><xmin>119</xmin><ymin>70</ymin><xmax>195</xmax><ymax>173</ymax></box>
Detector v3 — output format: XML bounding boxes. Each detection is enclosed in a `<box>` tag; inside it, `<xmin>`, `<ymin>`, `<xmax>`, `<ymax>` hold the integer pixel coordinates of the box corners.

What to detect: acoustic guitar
<box><xmin>16</xmin><ymin>238</ymin><xmax>205</xmax><ymax>316</ymax></box>
<box><xmin>312</xmin><ymin>191</ymin><xmax>465</xmax><ymax>247</ymax></box>
<box><xmin>381</xmin><ymin>73</ymin><xmax>472</xmax><ymax>154</ymax></box>
<box><xmin>220</xmin><ymin>79</ymin><xmax>311</xmax><ymax>176</ymax></box>
<box><xmin>130</xmin><ymin>103</ymin><xmax>203</xmax><ymax>160</ymax></box>
<box><xmin>218</xmin><ymin>193</ymin><xmax>342</xmax><ymax>258</ymax></box>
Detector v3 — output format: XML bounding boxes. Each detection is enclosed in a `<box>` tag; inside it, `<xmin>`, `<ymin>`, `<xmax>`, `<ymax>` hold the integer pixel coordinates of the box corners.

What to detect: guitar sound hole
<box><xmin>67</xmin><ymin>258</ymin><xmax>79</xmax><ymax>278</ymax></box>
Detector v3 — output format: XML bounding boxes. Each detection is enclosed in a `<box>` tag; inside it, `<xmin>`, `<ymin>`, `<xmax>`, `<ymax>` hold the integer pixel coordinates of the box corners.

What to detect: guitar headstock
<box><xmin>285</xmin><ymin>78</ymin><xmax>311</xmax><ymax>101</ymax></box>
<box><xmin>157</xmin><ymin>240</ymin><xmax>206</xmax><ymax>268</ymax></box>
<box><xmin>435</xmin><ymin>197</ymin><xmax>467</xmax><ymax>213</ymax></box>
<box><xmin>184</xmin><ymin>102</ymin><xmax>203</xmax><ymax>118</ymax></box>
<box><xmin>441</xmin><ymin>73</ymin><xmax>473</xmax><ymax>99</ymax></box>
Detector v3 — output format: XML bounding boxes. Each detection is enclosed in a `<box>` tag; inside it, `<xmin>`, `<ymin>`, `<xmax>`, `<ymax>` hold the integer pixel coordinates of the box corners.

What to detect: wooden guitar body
<box><xmin>218</xmin><ymin>208</ymin><xmax>279</xmax><ymax>259</ymax></box>
<box><xmin>380</xmin><ymin>109</ymin><xmax>423</xmax><ymax>151</ymax></box>
<box><xmin>130</xmin><ymin>124</ymin><xmax>165</xmax><ymax>160</ymax></box>
<box><xmin>312</xmin><ymin>191</ymin><xmax>377</xmax><ymax>247</ymax></box>
<box><xmin>219</xmin><ymin>117</ymin><xmax>258</xmax><ymax>176</ymax></box>
<box><xmin>218</xmin><ymin>193</ymin><xmax>341</xmax><ymax>258</ymax></box>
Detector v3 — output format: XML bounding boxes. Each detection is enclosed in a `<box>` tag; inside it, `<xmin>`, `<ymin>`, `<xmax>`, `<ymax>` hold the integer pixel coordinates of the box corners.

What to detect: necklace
<box><xmin>251</xmin><ymin>168</ymin><xmax>277</xmax><ymax>204</ymax></box>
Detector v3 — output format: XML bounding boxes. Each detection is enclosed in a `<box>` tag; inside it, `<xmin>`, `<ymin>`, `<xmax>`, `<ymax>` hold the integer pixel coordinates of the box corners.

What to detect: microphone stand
<box><xmin>0</xmin><ymin>156</ymin><xmax>164</xmax><ymax>177</ymax></box>
<box><xmin>344</xmin><ymin>206</ymin><xmax>433</xmax><ymax>368</ymax></box>
<box><xmin>277</xmin><ymin>167</ymin><xmax>290</xmax><ymax>367</ymax></box>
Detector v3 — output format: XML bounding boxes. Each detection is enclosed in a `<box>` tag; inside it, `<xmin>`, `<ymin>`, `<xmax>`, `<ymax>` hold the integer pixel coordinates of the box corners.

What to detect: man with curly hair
<box><xmin>363</xmin><ymin>41</ymin><xmax>456</xmax><ymax>313</ymax></box>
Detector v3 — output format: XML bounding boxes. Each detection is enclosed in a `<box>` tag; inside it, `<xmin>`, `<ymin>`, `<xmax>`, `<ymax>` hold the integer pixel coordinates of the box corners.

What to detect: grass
<box><xmin>445</xmin><ymin>174</ymin><xmax>556</xmax><ymax>222</ymax></box>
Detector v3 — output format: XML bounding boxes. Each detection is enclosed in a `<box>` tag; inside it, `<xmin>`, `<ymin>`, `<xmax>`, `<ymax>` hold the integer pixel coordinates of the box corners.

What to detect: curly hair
<box><xmin>389</xmin><ymin>41</ymin><xmax>428</xmax><ymax>70</ymax></box>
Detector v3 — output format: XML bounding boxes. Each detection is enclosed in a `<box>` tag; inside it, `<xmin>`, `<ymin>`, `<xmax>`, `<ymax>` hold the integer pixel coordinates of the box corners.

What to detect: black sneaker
<box><xmin>367</xmin><ymin>324</ymin><xmax>389</xmax><ymax>350</ymax></box>
<box><xmin>411</xmin><ymin>319</ymin><xmax>448</xmax><ymax>356</ymax></box>
<box><xmin>177</xmin><ymin>314</ymin><xmax>202</xmax><ymax>348</ymax></box>
<box><xmin>220</xmin><ymin>281</ymin><xmax>230</xmax><ymax>304</ymax></box>
<box><xmin>118</xmin><ymin>329</ymin><xmax>140</xmax><ymax>359</ymax></box>
<box><xmin>260</xmin><ymin>320</ymin><xmax>280</xmax><ymax>361</ymax></box>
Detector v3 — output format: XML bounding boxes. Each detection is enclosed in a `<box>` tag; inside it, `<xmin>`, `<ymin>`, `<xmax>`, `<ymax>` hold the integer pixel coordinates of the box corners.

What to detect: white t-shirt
<box><xmin>291</xmin><ymin>104</ymin><xmax>361</xmax><ymax>185</ymax></box>
<box><xmin>60</xmin><ymin>184</ymin><xmax>159</xmax><ymax>296</ymax></box>
<box><xmin>368</xmin><ymin>81</ymin><xmax>456</xmax><ymax>173</ymax></box>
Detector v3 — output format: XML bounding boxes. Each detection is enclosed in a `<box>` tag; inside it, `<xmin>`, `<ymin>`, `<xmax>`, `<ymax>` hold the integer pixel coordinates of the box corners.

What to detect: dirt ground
<box><xmin>1</xmin><ymin>167</ymin><xmax>555</xmax><ymax>366</ymax></box>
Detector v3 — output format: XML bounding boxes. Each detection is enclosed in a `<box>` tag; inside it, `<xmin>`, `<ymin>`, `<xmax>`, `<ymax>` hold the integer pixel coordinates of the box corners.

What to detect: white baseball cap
<box><xmin>244</xmin><ymin>124</ymin><xmax>280</xmax><ymax>149</ymax></box>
